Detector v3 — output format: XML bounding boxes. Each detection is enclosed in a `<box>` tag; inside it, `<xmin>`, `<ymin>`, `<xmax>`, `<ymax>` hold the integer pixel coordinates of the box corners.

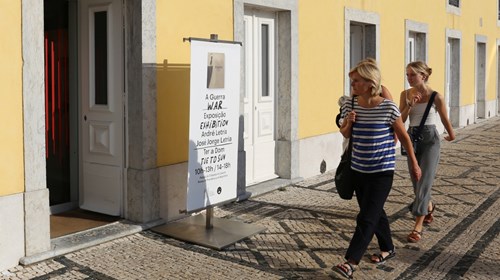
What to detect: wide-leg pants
<box><xmin>408</xmin><ymin>125</ymin><xmax>441</xmax><ymax>216</ymax></box>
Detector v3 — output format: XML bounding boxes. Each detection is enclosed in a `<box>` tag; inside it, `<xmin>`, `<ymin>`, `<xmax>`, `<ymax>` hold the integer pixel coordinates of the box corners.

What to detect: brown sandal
<box><xmin>407</xmin><ymin>230</ymin><xmax>422</xmax><ymax>243</ymax></box>
<box><xmin>424</xmin><ymin>203</ymin><xmax>436</xmax><ymax>225</ymax></box>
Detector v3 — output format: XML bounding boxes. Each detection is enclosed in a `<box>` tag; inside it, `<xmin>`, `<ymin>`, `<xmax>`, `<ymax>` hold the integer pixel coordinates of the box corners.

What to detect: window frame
<box><xmin>405</xmin><ymin>20</ymin><xmax>429</xmax><ymax>88</ymax></box>
<box><xmin>344</xmin><ymin>8</ymin><xmax>380</xmax><ymax>95</ymax></box>
<box><xmin>447</xmin><ymin>0</ymin><xmax>461</xmax><ymax>15</ymax></box>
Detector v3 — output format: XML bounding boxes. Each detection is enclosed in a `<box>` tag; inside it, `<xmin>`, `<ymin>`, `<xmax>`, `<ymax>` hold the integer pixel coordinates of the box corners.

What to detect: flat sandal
<box><xmin>407</xmin><ymin>230</ymin><xmax>422</xmax><ymax>243</ymax></box>
<box><xmin>371</xmin><ymin>249</ymin><xmax>396</xmax><ymax>264</ymax></box>
<box><xmin>424</xmin><ymin>203</ymin><xmax>436</xmax><ymax>225</ymax></box>
<box><xmin>334</xmin><ymin>262</ymin><xmax>355</xmax><ymax>279</ymax></box>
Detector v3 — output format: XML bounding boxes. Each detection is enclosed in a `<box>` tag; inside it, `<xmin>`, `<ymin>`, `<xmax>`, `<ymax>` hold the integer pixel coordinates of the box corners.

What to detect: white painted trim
<box><xmin>0</xmin><ymin>194</ymin><xmax>24</xmax><ymax>271</ymax></box>
<box><xmin>298</xmin><ymin>132</ymin><xmax>345</xmax><ymax>179</ymax></box>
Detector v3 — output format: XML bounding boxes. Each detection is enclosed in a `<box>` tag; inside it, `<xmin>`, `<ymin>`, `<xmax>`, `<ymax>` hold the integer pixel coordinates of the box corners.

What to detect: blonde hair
<box><xmin>407</xmin><ymin>61</ymin><xmax>432</xmax><ymax>82</ymax></box>
<box><xmin>349</xmin><ymin>62</ymin><xmax>382</xmax><ymax>96</ymax></box>
<box><xmin>358</xmin><ymin>57</ymin><xmax>377</xmax><ymax>66</ymax></box>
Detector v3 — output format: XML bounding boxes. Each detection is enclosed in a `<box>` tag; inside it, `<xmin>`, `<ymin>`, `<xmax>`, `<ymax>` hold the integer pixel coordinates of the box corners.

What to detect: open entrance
<box><xmin>498</xmin><ymin>43</ymin><xmax>500</xmax><ymax>115</ymax></box>
<box><xmin>44</xmin><ymin>0</ymin><xmax>123</xmax><ymax>238</ymax></box>
<box><xmin>44</xmin><ymin>0</ymin><xmax>76</xmax><ymax>211</ymax></box>
<box><xmin>446</xmin><ymin>37</ymin><xmax>461</xmax><ymax>127</ymax></box>
<box><xmin>476</xmin><ymin>40</ymin><xmax>487</xmax><ymax>120</ymax></box>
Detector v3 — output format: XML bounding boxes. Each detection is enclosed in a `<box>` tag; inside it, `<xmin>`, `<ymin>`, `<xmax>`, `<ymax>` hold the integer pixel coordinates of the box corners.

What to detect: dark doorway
<box><xmin>44</xmin><ymin>0</ymin><xmax>72</xmax><ymax>207</ymax></box>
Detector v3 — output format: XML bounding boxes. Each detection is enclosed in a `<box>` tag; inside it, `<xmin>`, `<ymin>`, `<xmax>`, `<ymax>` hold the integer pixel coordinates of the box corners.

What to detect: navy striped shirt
<box><xmin>341</xmin><ymin>96</ymin><xmax>400</xmax><ymax>173</ymax></box>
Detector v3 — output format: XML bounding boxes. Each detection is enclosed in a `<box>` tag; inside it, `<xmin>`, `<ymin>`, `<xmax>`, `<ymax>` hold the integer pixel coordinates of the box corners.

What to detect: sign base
<box><xmin>151</xmin><ymin>214</ymin><xmax>266</xmax><ymax>250</ymax></box>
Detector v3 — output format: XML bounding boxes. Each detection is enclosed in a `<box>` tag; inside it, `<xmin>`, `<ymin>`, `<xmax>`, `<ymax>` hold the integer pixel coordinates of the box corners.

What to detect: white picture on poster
<box><xmin>187</xmin><ymin>40</ymin><xmax>241</xmax><ymax>212</ymax></box>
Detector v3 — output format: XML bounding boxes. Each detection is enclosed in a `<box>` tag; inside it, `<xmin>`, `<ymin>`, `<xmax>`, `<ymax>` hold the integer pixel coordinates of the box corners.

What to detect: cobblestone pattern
<box><xmin>1</xmin><ymin>118</ymin><xmax>499</xmax><ymax>279</ymax></box>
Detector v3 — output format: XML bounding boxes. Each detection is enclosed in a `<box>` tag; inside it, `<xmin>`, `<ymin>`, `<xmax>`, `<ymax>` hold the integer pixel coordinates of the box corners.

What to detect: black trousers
<box><xmin>345</xmin><ymin>170</ymin><xmax>395</xmax><ymax>264</ymax></box>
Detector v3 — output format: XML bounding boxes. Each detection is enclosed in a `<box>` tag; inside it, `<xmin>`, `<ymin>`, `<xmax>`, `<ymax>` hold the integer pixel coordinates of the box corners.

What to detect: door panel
<box><xmin>79</xmin><ymin>0</ymin><xmax>123</xmax><ymax>216</ymax></box>
<box><xmin>244</xmin><ymin>10</ymin><xmax>277</xmax><ymax>185</ymax></box>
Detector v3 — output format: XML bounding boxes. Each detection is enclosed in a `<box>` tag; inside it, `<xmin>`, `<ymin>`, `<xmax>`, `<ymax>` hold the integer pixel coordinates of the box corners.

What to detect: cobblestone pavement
<box><xmin>2</xmin><ymin>117</ymin><xmax>499</xmax><ymax>280</ymax></box>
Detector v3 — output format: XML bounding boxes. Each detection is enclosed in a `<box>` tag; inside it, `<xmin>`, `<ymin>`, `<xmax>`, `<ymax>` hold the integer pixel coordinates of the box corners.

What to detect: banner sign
<box><xmin>187</xmin><ymin>40</ymin><xmax>241</xmax><ymax>212</ymax></box>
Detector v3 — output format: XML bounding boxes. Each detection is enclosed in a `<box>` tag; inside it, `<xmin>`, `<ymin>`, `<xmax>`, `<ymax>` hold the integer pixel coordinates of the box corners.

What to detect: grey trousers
<box><xmin>408</xmin><ymin>125</ymin><xmax>441</xmax><ymax>216</ymax></box>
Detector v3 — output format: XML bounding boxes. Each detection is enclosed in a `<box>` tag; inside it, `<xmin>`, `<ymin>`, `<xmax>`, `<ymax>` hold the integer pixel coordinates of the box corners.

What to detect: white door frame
<box><xmin>445</xmin><ymin>29</ymin><xmax>462</xmax><ymax>128</ymax></box>
<box><xmin>475</xmin><ymin>35</ymin><xmax>487</xmax><ymax>120</ymax></box>
<box><xmin>244</xmin><ymin>9</ymin><xmax>277</xmax><ymax>185</ymax></box>
<box><xmin>497</xmin><ymin>39</ymin><xmax>500</xmax><ymax>115</ymax></box>
<box><xmin>234</xmin><ymin>0</ymin><xmax>299</xmax><ymax>195</ymax></box>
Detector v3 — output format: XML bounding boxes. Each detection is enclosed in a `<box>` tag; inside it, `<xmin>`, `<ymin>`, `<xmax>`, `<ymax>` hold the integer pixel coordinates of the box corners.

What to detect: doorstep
<box><xmin>20</xmin><ymin>219</ymin><xmax>165</xmax><ymax>265</ymax></box>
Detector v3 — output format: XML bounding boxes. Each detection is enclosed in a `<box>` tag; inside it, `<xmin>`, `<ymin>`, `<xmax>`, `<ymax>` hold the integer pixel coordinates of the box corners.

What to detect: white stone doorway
<box><xmin>243</xmin><ymin>9</ymin><xmax>278</xmax><ymax>185</ymax></box>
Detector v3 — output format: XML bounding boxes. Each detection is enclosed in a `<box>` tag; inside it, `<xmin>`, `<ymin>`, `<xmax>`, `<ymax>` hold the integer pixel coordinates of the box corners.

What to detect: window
<box><xmin>447</xmin><ymin>0</ymin><xmax>461</xmax><ymax>15</ymax></box>
<box><xmin>449</xmin><ymin>0</ymin><xmax>459</xmax><ymax>7</ymax></box>
<box><xmin>344</xmin><ymin>8</ymin><xmax>380</xmax><ymax>94</ymax></box>
<box><xmin>405</xmin><ymin>20</ymin><xmax>428</xmax><ymax>87</ymax></box>
<box><xmin>498</xmin><ymin>0</ymin><xmax>500</xmax><ymax>21</ymax></box>
<box><xmin>93</xmin><ymin>11</ymin><xmax>108</xmax><ymax>105</ymax></box>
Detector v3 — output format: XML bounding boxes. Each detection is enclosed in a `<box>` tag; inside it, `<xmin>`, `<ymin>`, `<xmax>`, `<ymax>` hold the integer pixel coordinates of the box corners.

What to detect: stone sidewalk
<box><xmin>2</xmin><ymin>117</ymin><xmax>499</xmax><ymax>279</ymax></box>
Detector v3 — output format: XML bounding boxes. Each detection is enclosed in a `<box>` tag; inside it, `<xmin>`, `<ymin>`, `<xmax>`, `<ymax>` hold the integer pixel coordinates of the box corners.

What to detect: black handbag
<box><xmin>335</xmin><ymin>97</ymin><xmax>355</xmax><ymax>200</ymax></box>
<box><xmin>401</xmin><ymin>91</ymin><xmax>437</xmax><ymax>156</ymax></box>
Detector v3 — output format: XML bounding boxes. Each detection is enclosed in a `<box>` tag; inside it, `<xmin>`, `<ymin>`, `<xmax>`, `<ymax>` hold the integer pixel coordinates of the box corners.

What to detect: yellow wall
<box><xmin>155</xmin><ymin>0</ymin><xmax>500</xmax><ymax>162</ymax></box>
<box><xmin>156</xmin><ymin>0</ymin><xmax>234</xmax><ymax>166</ymax></box>
<box><xmin>0</xmin><ymin>0</ymin><xmax>24</xmax><ymax>196</ymax></box>
<box><xmin>298</xmin><ymin>0</ymin><xmax>500</xmax><ymax>138</ymax></box>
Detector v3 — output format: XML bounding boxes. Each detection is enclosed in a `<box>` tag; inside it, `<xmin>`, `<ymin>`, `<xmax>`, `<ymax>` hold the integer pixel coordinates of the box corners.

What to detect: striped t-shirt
<box><xmin>341</xmin><ymin>96</ymin><xmax>401</xmax><ymax>173</ymax></box>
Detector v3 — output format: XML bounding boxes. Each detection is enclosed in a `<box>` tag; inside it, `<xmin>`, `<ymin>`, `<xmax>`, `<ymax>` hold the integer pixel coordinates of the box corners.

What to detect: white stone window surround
<box><xmin>445</xmin><ymin>28</ymin><xmax>462</xmax><ymax>127</ymax></box>
<box><xmin>344</xmin><ymin>8</ymin><xmax>380</xmax><ymax>95</ymax></box>
<box><xmin>447</xmin><ymin>0</ymin><xmax>461</xmax><ymax>16</ymax></box>
<box><xmin>497</xmin><ymin>0</ymin><xmax>500</xmax><ymax>26</ymax></box>
<box><xmin>475</xmin><ymin>34</ymin><xmax>488</xmax><ymax>119</ymax></box>
<box><xmin>405</xmin><ymin>20</ymin><xmax>429</xmax><ymax>88</ymax></box>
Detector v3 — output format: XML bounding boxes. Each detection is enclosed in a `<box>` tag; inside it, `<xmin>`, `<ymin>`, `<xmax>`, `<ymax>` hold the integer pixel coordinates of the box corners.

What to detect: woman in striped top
<box><xmin>334</xmin><ymin>61</ymin><xmax>422</xmax><ymax>279</ymax></box>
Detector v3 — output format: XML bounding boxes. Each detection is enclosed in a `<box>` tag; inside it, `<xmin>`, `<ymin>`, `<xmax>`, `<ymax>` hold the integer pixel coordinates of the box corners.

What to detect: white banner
<box><xmin>187</xmin><ymin>40</ymin><xmax>241</xmax><ymax>212</ymax></box>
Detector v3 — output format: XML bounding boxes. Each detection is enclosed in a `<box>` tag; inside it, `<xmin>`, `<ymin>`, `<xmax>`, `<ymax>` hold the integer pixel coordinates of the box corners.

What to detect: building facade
<box><xmin>1</xmin><ymin>0</ymin><xmax>499</xmax><ymax>271</ymax></box>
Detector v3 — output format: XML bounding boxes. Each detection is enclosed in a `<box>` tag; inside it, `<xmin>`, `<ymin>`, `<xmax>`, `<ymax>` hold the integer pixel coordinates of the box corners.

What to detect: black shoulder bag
<box><xmin>335</xmin><ymin>97</ymin><xmax>355</xmax><ymax>200</ymax></box>
<box><xmin>401</xmin><ymin>91</ymin><xmax>437</xmax><ymax>155</ymax></box>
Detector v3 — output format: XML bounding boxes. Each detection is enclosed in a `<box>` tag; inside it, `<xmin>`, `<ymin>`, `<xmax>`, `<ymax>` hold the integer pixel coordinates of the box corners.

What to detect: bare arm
<box><xmin>340</xmin><ymin>110</ymin><xmax>355</xmax><ymax>138</ymax></box>
<box><xmin>381</xmin><ymin>85</ymin><xmax>394</xmax><ymax>100</ymax></box>
<box><xmin>433</xmin><ymin>93</ymin><xmax>456</xmax><ymax>141</ymax></box>
<box><xmin>399</xmin><ymin>90</ymin><xmax>411</xmax><ymax>123</ymax></box>
<box><xmin>393</xmin><ymin>117</ymin><xmax>422</xmax><ymax>181</ymax></box>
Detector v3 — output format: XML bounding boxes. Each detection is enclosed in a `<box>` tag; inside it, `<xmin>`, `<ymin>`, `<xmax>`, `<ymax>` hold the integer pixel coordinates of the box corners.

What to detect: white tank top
<box><xmin>406</xmin><ymin>90</ymin><xmax>437</xmax><ymax>127</ymax></box>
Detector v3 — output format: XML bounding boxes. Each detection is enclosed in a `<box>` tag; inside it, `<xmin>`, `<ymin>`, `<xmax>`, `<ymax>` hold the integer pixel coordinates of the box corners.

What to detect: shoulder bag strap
<box><xmin>414</xmin><ymin>91</ymin><xmax>437</xmax><ymax>137</ymax></box>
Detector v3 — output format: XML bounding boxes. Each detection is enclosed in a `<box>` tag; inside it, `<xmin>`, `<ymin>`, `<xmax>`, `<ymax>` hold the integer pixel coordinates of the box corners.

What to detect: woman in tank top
<box><xmin>399</xmin><ymin>61</ymin><xmax>455</xmax><ymax>243</ymax></box>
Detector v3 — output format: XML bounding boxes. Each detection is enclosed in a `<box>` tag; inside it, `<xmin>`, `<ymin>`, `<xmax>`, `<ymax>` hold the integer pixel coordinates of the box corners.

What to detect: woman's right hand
<box><xmin>411</xmin><ymin>164</ymin><xmax>422</xmax><ymax>182</ymax></box>
<box><xmin>347</xmin><ymin>111</ymin><xmax>356</xmax><ymax>124</ymax></box>
<box><xmin>410</xmin><ymin>92</ymin><xmax>422</xmax><ymax>107</ymax></box>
